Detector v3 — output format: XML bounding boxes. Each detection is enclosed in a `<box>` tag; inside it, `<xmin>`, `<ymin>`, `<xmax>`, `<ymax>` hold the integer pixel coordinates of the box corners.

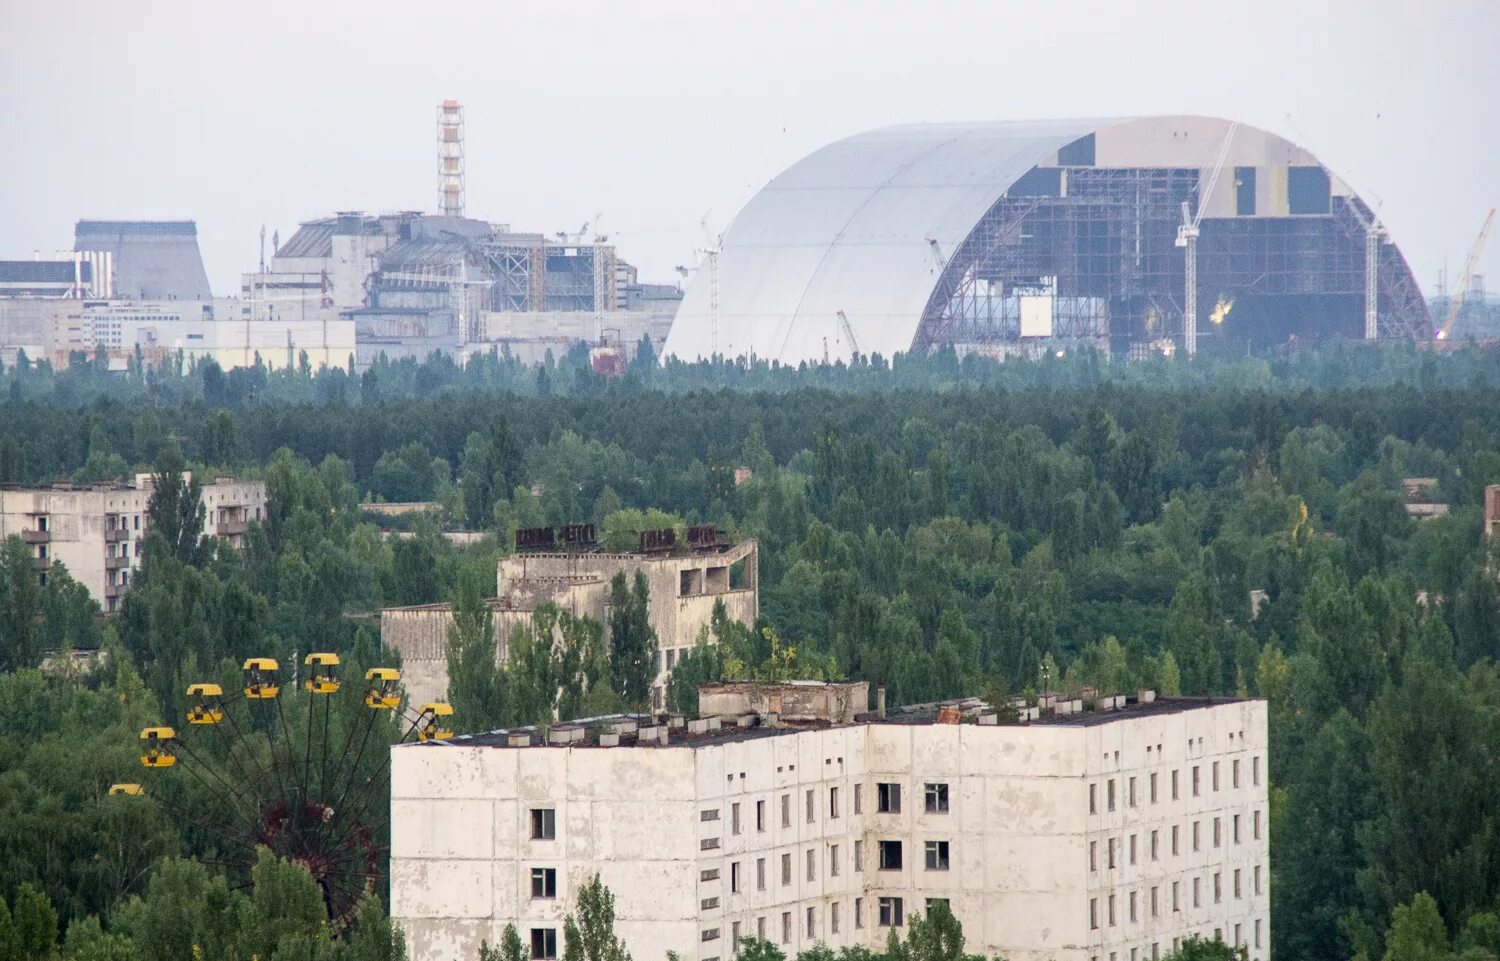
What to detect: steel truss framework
<box><xmin>914</xmin><ymin>166</ymin><xmax>1431</xmax><ymax>351</ymax></box>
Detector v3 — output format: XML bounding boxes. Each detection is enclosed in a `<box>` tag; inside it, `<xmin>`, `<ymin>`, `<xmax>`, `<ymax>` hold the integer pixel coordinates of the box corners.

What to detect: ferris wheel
<box><xmin>112</xmin><ymin>654</ymin><xmax>454</xmax><ymax>932</ymax></box>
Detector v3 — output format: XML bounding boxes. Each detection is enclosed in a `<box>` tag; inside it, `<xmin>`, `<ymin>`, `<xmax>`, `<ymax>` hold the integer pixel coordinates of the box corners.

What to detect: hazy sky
<box><xmin>2</xmin><ymin>0</ymin><xmax>1496</xmax><ymax>299</ymax></box>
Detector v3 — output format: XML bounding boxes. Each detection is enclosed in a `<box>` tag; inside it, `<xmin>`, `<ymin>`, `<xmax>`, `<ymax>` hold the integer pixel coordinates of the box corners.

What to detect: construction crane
<box><xmin>1436</xmin><ymin>208</ymin><xmax>1495</xmax><ymax>340</ymax></box>
<box><xmin>1175</xmin><ymin>122</ymin><xmax>1239</xmax><ymax>356</ymax></box>
<box><xmin>925</xmin><ymin>237</ymin><xmax>946</xmax><ymax>271</ymax></box>
<box><xmin>696</xmin><ymin>215</ymin><xmax>722</xmax><ymax>357</ymax></box>
<box><xmin>836</xmin><ymin>310</ymin><xmax>860</xmax><ymax>358</ymax></box>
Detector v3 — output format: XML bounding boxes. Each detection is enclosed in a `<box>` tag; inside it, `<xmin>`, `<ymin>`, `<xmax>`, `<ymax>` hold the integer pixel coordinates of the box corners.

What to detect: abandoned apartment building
<box><xmin>0</xmin><ymin>473</ymin><xmax>267</xmax><ymax>610</ymax></box>
<box><xmin>380</xmin><ymin>526</ymin><xmax>759</xmax><ymax>706</ymax></box>
<box><xmin>389</xmin><ymin>681</ymin><xmax>1268</xmax><ymax>961</ymax></box>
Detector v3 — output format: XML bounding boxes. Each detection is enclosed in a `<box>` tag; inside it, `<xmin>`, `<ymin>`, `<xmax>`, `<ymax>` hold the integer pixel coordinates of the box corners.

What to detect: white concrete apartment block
<box><xmin>390</xmin><ymin>697</ymin><xmax>1268</xmax><ymax>961</ymax></box>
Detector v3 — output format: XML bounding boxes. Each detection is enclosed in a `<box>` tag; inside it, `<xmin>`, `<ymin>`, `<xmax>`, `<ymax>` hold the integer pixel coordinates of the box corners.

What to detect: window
<box><xmin>702</xmin><ymin>808</ymin><xmax>720</xmax><ymax>822</ymax></box>
<box><xmin>1214</xmin><ymin>872</ymin><xmax>1222</xmax><ymax>903</ymax></box>
<box><xmin>732</xmin><ymin>921</ymin><xmax>741</xmax><ymax>947</ymax></box>
<box><xmin>1233</xmin><ymin>814</ymin><xmax>1241</xmax><ymax>844</ymax></box>
<box><xmin>1090</xmin><ymin>840</ymin><xmax>1097</xmax><ymax>872</ymax></box>
<box><xmin>1091</xmin><ymin>898</ymin><xmax>1099</xmax><ymax>930</ymax></box>
<box><xmin>757</xmin><ymin>918</ymin><xmax>766</xmax><ymax>940</ymax></box>
<box><xmin>855</xmin><ymin>840</ymin><xmax>864</xmax><ymax>871</ymax></box>
<box><xmin>1151</xmin><ymin>886</ymin><xmax>1159</xmax><ymax>917</ymax></box>
<box><xmin>780</xmin><ymin>853</ymin><xmax>791</xmax><ymax>886</ymax></box>
<box><xmin>1253</xmin><ymin>755</ymin><xmax>1261</xmax><ymax>786</ymax></box>
<box><xmin>1255</xmin><ymin>919</ymin><xmax>1262</xmax><ymax>949</ymax></box>
<box><xmin>879</xmin><ymin>840</ymin><xmax>903</xmax><ymax>870</ymax></box>
<box><xmin>756</xmin><ymin>800</ymin><xmax>766</xmax><ymax>832</ymax></box>
<box><xmin>925</xmin><ymin>783</ymin><xmax>949</xmax><ymax>813</ymax></box>
<box><xmin>1129</xmin><ymin>891</ymin><xmax>1138</xmax><ymax>923</ymax></box>
<box><xmin>855</xmin><ymin>898</ymin><xmax>864</xmax><ymax>929</ymax></box>
<box><xmin>806</xmin><ymin>848</ymin><xmax>816</xmax><ymax>881</ymax></box>
<box><xmin>1193</xmin><ymin>876</ymin><xmax>1201</xmax><ymax>908</ymax></box>
<box><xmin>1172</xmin><ymin>769</ymin><xmax>1180</xmax><ymax>800</ymax></box>
<box><xmin>1129</xmin><ymin>834</ymin><xmax>1137</xmax><ymax>865</ymax></box>
<box><xmin>854</xmin><ymin>784</ymin><xmax>863</xmax><ymax>814</ymax></box>
<box><xmin>926</xmin><ymin>898</ymin><xmax>949</xmax><ymax>915</ymax></box>
<box><xmin>757</xmin><ymin>858</ymin><xmax>766</xmax><ymax>891</ymax></box>
<box><xmin>781</xmin><ymin>912</ymin><xmax>791</xmax><ymax>944</ymax></box>
<box><xmin>781</xmin><ymin>794</ymin><xmax>791</xmax><ymax>828</ymax></box>
<box><xmin>731</xmin><ymin>862</ymin><xmax>741</xmax><ymax>893</ymax></box>
<box><xmin>731</xmin><ymin>803</ymin><xmax>741</xmax><ymax>835</ymax></box>
<box><xmin>702</xmin><ymin>898</ymin><xmax>719</xmax><ymax>910</ymax></box>
<box><xmin>530</xmin><ymin>868</ymin><xmax>557</xmax><ymax>899</ymax></box>
<box><xmin>877</xmin><ymin>782</ymin><xmax>901</xmax><ymax>813</ymax></box>
<box><xmin>878</xmin><ymin>897</ymin><xmax>904</xmax><ymax>927</ymax></box>
<box><xmin>806</xmin><ymin>907</ymin><xmax>816</xmax><ymax>938</ymax></box>
<box><xmin>1192</xmin><ymin>821</ymin><xmax>1201</xmax><ymax>852</ymax></box>
<box><xmin>830</xmin><ymin>786</ymin><xmax>840</xmax><ymax>819</ymax></box>
<box><xmin>806</xmin><ymin>789</ymin><xmax>815</xmax><ymax>824</ymax></box>
<box><xmin>531</xmin><ymin>808</ymin><xmax>556</xmax><ymax>840</ymax></box>
<box><xmin>1232</xmin><ymin>758</ymin><xmax>1241</xmax><ymax>788</ymax></box>
<box><xmin>1108</xmin><ymin>837</ymin><xmax>1116</xmax><ymax>869</ymax></box>
<box><xmin>830</xmin><ymin>843</ymin><xmax>840</xmax><ymax>877</ymax></box>
<box><xmin>1254</xmin><ymin>810</ymin><xmax>1262</xmax><ymax>840</ymax></box>
<box><xmin>1233</xmin><ymin>868</ymin><xmax>1241</xmax><ymax>898</ymax></box>
<box><xmin>1129</xmin><ymin>777</ymin><xmax>1137</xmax><ymax>807</ymax></box>
<box><xmin>1192</xmin><ymin>766</ymin><xmax>1200</xmax><ymax>796</ymax></box>
<box><xmin>531</xmin><ymin>929</ymin><xmax>557</xmax><ymax>960</ymax></box>
<box><xmin>1212</xmin><ymin>761</ymin><xmax>1220</xmax><ymax>792</ymax></box>
<box><xmin>1255</xmin><ymin>865</ymin><xmax>1262</xmax><ymax>895</ymax></box>
<box><xmin>831</xmin><ymin>902</ymin><xmax>841</xmax><ymax>935</ymax></box>
<box><xmin>1108</xmin><ymin>779</ymin><xmax>1117</xmax><ymax>812</ymax></box>
<box><xmin>1172</xmin><ymin>881</ymin><xmax>1180</xmax><ymax>912</ymax></box>
<box><xmin>1172</xmin><ymin>825</ymin><xmax>1180</xmax><ymax>856</ymax></box>
<box><xmin>925</xmin><ymin>840</ymin><xmax>950</xmax><ymax>871</ymax></box>
<box><xmin>1090</xmin><ymin>783</ymin><xmax>1098</xmax><ymax>814</ymax></box>
<box><xmin>1108</xmin><ymin>894</ymin><xmax>1116</xmax><ymax>926</ymax></box>
<box><xmin>1151</xmin><ymin>830</ymin><xmax>1159</xmax><ymax>861</ymax></box>
<box><xmin>1150</xmin><ymin>772</ymin><xmax>1158</xmax><ymax>804</ymax></box>
<box><xmin>1214</xmin><ymin>817</ymin><xmax>1222</xmax><ymax>847</ymax></box>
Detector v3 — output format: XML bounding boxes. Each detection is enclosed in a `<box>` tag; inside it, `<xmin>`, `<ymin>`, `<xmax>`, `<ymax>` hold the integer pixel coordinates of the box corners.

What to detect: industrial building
<box><xmin>0</xmin><ymin>220</ymin><xmax>355</xmax><ymax>371</ymax></box>
<box><xmin>664</xmin><ymin>116</ymin><xmax>1430</xmax><ymax>365</ymax></box>
<box><xmin>389</xmin><ymin>683</ymin><xmax>1268</xmax><ymax>961</ymax></box>
<box><xmin>381</xmin><ymin>532</ymin><xmax>759</xmax><ymax>707</ymax></box>
<box><xmin>0</xmin><ymin>474</ymin><xmax>266</xmax><ymax>610</ymax></box>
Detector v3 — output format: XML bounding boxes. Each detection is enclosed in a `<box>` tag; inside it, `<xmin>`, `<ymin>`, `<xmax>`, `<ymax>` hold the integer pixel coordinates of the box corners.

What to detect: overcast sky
<box><xmin>2</xmin><ymin>0</ymin><xmax>1496</xmax><ymax>300</ymax></box>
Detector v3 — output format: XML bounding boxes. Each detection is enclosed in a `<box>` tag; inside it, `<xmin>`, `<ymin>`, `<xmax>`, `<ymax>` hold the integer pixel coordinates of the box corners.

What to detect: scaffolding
<box><xmin>913</xmin><ymin>166</ymin><xmax>1431</xmax><ymax>352</ymax></box>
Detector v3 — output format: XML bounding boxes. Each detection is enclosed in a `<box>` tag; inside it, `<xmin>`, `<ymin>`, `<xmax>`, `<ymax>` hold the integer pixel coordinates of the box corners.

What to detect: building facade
<box><xmin>390</xmin><ymin>689</ymin><xmax>1268</xmax><ymax>961</ymax></box>
<box><xmin>0</xmin><ymin>474</ymin><xmax>267</xmax><ymax>610</ymax></box>
<box><xmin>381</xmin><ymin>539</ymin><xmax>760</xmax><ymax>707</ymax></box>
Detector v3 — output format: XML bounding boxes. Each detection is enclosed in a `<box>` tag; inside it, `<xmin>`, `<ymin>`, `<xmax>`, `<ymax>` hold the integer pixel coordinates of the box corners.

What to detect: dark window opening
<box><xmin>878</xmin><ymin>840</ymin><xmax>903</xmax><ymax>870</ymax></box>
<box><xmin>531</xmin><ymin>808</ymin><xmax>556</xmax><ymax>840</ymax></box>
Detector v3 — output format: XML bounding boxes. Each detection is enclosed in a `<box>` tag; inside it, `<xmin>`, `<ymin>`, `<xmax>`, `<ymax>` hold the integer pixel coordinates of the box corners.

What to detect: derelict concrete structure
<box><xmin>664</xmin><ymin>117</ymin><xmax>1429</xmax><ymax>364</ymax></box>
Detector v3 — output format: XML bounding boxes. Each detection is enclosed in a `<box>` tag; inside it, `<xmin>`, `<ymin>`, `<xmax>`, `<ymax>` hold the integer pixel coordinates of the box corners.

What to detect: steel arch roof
<box><xmin>664</xmin><ymin>119</ymin><xmax>1119</xmax><ymax>364</ymax></box>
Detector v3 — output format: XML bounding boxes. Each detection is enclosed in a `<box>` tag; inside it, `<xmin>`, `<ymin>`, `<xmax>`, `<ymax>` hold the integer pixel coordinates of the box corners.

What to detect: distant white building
<box><xmin>0</xmin><ymin>473</ymin><xmax>267</xmax><ymax>610</ymax></box>
<box><xmin>389</xmin><ymin>685</ymin><xmax>1269</xmax><ymax>961</ymax></box>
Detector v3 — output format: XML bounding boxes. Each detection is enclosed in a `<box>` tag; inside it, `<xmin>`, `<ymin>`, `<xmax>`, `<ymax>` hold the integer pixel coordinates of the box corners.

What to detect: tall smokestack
<box><xmin>437</xmin><ymin>100</ymin><xmax>465</xmax><ymax>217</ymax></box>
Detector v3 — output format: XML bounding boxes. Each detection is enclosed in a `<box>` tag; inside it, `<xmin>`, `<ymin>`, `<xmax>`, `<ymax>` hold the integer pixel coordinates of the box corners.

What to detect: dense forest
<box><xmin>2</xmin><ymin>343</ymin><xmax>1500</xmax><ymax>961</ymax></box>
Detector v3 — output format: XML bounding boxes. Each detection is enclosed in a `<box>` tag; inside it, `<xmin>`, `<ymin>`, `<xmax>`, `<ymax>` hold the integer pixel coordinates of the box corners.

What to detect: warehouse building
<box><xmin>381</xmin><ymin>532</ymin><xmax>759</xmax><ymax>707</ymax></box>
<box><xmin>390</xmin><ymin>684</ymin><xmax>1267</xmax><ymax>961</ymax></box>
<box><xmin>664</xmin><ymin>115</ymin><xmax>1428</xmax><ymax>364</ymax></box>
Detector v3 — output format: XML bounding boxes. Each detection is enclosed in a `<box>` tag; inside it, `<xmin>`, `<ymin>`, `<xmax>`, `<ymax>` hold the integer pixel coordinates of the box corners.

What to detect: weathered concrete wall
<box><xmin>699</xmin><ymin>681</ymin><xmax>870</xmax><ymax>724</ymax></box>
<box><xmin>390</xmin><ymin>700</ymin><xmax>1269</xmax><ymax>961</ymax></box>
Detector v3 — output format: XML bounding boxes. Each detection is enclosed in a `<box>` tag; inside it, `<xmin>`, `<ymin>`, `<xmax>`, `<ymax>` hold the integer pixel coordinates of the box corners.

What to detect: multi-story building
<box><xmin>0</xmin><ymin>473</ymin><xmax>267</xmax><ymax>610</ymax></box>
<box><xmin>381</xmin><ymin>535</ymin><xmax>759</xmax><ymax>707</ymax></box>
<box><xmin>389</xmin><ymin>684</ymin><xmax>1268</xmax><ymax>961</ymax></box>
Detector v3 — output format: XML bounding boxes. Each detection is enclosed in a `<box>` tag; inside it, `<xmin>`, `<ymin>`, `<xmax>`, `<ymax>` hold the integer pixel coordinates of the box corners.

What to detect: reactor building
<box><xmin>663</xmin><ymin>116</ymin><xmax>1430</xmax><ymax>364</ymax></box>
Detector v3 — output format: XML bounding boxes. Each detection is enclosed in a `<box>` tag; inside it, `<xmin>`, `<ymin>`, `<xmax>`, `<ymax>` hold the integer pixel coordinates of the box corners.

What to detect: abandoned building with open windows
<box><xmin>379</xmin><ymin>529</ymin><xmax>759</xmax><ymax>707</ymax></box>
<box><xmin>389</xmin><ymin>682</ymin><xmax>1268</xmax><ymax>961</ymax></box>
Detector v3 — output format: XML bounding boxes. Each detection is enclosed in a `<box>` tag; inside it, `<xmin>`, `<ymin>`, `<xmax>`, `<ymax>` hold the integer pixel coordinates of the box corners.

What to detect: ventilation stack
<box><xmin>437</xmin><ymin>101</ymin><xmax>465</xmax><ymax>217</ymax></box>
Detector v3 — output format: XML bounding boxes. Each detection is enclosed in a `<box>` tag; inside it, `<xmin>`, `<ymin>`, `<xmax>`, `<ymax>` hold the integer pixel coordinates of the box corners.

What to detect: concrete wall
<box><xmin>0</xmin><ymin>479</ymin><xmax>266</xmax><ymax>610</ymax></box>
<box><xmin>390</xmin><ymin>701</ymin><xmax>1268</xmax><ymax>961</ymax></box>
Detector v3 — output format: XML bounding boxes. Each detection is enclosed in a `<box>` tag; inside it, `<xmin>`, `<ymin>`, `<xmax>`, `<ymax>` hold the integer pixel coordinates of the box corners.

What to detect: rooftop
<box><xmin>401</xmin><ymin>689</ymin><xmax>1256</xmax><ymax>751</ymax></box>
